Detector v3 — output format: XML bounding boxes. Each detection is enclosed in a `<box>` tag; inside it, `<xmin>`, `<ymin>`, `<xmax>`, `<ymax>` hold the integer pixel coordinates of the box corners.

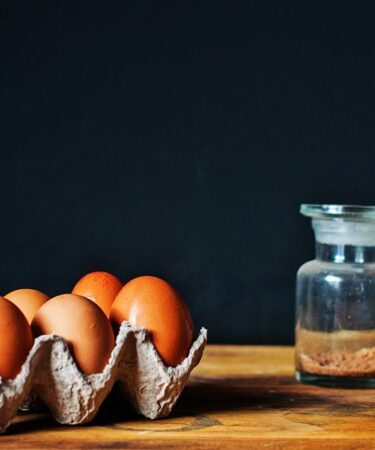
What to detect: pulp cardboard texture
<box><xmin>0</xmin><ymin>322</ymin><xmax>207</xmax><ymax>433</ymax></box>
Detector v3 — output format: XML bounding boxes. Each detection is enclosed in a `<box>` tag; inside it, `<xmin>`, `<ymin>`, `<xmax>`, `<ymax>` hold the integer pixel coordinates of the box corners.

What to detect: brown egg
<box><xmin>5</xmin><ymin>289</ymin><xmax>50</xmax><ymax>324</ymax></box>
<box><xmin>72</xmin><ymin>271</ymin><xmax>122</xmax><ymax>317</ymax></box>
<box><xmin>32</xmin><ymin>294</ymin><xmax>115</xmax><ymax>374</ymax></box>
<box><xmin>0</xmin><ymin>297</ymin><xmax>34</xmax><ymax>380</ymax></box>
<box><xmin>110</xmin><ymin>276</ymin><xmax>194</xmax><ymax>367</ymax></box>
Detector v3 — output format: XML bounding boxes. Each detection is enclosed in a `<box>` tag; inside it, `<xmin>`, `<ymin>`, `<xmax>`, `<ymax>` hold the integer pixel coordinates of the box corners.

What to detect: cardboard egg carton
<box><xmin>0</xmin><ymin>322</ymin><xmax>207</xmax><ymax>433</ymax></box>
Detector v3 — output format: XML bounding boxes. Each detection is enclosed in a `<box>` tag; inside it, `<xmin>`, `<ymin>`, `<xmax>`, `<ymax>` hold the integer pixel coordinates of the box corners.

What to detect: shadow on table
<box><xmin>175</xmin><ymin>375</ymin><xmax>335</xmax><ymax>416</ymax></box>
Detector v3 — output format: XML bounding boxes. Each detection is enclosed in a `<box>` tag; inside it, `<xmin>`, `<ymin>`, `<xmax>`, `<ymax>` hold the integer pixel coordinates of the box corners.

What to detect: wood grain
<box><xmin>2</xmin><ymin>345</ymin><xmax>375</xmax><ymax>449</ymax></box>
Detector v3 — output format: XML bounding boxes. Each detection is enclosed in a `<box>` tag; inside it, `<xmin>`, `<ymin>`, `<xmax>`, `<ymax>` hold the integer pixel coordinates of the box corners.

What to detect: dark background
<box><xmin>1</xmin><ymin>1</ymin><xmax>374</xmax><ymax>344</ymax></box>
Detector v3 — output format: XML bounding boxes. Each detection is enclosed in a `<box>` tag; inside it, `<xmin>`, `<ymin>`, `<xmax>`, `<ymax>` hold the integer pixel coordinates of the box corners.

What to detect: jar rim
<box><xmin>300</xmin><ymin>204</ymin><xmax>375</xmax><ymax>221</ymax></box>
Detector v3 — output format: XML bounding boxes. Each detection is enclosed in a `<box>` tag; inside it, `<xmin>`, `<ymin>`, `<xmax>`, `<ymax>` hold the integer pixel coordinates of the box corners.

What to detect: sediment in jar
<box><xmin>296</xmin><ymin>328</ymin><xmax>375</xmax><ymax>377</ymax></box>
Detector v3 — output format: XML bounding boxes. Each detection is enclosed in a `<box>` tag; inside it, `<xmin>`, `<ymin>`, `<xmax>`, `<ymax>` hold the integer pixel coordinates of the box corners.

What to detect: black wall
<box><xmin>1</xmin><ymin>1</ymin><xmax>374</xmax><ymax>344</ymax></box>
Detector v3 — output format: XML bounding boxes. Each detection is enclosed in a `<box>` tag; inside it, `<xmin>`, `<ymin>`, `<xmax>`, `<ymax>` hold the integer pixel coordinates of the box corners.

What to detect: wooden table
<box><xmin>3</xmin><ymin>346</ymin><xmax>375</xmax><ymax>449</ymax></box>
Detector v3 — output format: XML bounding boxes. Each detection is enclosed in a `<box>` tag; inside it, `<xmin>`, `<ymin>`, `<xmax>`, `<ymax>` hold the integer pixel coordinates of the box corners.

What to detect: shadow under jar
<box><xmin>296</xmin><ymin>204</ymin><xmax>375</xmax><ymax>388</ymax></box>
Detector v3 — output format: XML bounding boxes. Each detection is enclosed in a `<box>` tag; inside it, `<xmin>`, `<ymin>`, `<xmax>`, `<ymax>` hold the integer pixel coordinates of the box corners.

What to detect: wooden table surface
<box><xmin>3</xmin><ymin>345</ymin><xmax>375</xmax><ymax>449</ymax></box>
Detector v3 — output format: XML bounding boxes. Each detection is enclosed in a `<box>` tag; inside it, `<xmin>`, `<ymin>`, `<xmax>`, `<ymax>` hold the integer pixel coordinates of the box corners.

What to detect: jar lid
<box><xmin>301</xmin><ymin>204</ymin><xmax>375</xmax><ymax>222</ymax></box>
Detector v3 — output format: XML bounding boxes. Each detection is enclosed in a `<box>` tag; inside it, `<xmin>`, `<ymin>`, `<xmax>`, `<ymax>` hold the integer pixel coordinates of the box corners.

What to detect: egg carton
<box><xmin>0</xmin><ymin>322</ymin><xmax>207</xmax><ymax>434</ymax></box>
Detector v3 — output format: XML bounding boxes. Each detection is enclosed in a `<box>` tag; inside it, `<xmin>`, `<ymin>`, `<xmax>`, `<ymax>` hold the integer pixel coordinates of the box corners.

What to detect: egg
<box><xmin>110</xmin><ymin>276</ymin><xmax>194</xmax><ymax>367</ymax></box>
<box><xmin>31</xmin><ymin>294</ymin><xmax>115</xmax><ymax>374</ymax></box>
<box><xmin>5</xmin><ymin>289</ymin><xmax>49</xmax><ymax>324</ymax></box>
<box><xmin>72</xmin><ymin>271</ymin><xmax>122</xmax><ymax>317</ymax></box>
<box><xmin>0</xmin><ymin>297</ymin><xmax>34</xmax><ymax>380</ymax></box>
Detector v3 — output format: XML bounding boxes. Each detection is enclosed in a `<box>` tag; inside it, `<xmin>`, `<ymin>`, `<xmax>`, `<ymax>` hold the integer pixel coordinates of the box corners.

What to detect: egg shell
<box><xmin>0</xmin><ymin>297</ymin><xmax>34</xmax><ymax>380</ymax></box>
<box><xmin>110</xmin><ymin>276</ymin><xmax>195</xmax><ymax>366</ymax></box>
<box><xmin>0</xmin><ymin>322</ymin><xmax>207</xmax><ymax>433</ymax></box>
<box><xmin>32</xmin><ymin>294</ymin><xmax>115</xmax><ymax>374</ymax></box>
<box><xmin>5</xmin><ymin>289</ymin><xmax>49</xmax><ymax>324</ymax></box>
<box><xmin>72</xmin><ymin>271</ymin><xmax>123</xmax><ymax>317</ymax></box>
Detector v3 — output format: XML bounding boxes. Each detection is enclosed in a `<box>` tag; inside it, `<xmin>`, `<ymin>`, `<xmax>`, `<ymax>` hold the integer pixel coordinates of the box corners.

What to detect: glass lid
<box><xmin>300</xmin><ymin>204</ymin><xmax>375</xmax><ymax>221</ymax></box>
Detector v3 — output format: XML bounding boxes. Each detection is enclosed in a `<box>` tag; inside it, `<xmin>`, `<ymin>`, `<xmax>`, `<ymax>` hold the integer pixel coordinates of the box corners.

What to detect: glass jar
<box><xmin>295</xmin><ymin>204</ymin><xmax>375</xmax><ymax>388</ymax></box>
